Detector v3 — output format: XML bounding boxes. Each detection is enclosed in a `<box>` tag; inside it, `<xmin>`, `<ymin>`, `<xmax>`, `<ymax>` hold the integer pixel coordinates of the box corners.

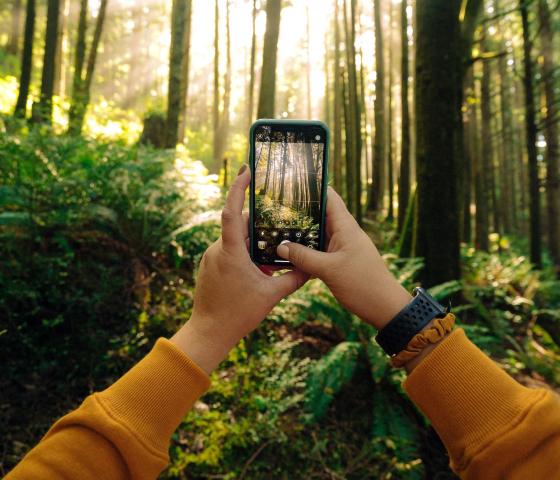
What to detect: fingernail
<box><xmin>237</xmin><ymin>164</ymin><xmax>247</xmax><ymax>176</ymax></box>
<box><xmin>277</xmin><ymin>240</ymin><xmax>290</xmax><ymax>259</ymax></box>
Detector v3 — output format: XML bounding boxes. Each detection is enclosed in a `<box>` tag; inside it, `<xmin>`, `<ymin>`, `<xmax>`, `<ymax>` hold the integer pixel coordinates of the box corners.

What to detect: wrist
<box><xmin>170</xmin><ymin>316</ymin><xmax>235</xmax><ymax>374</ymax></box>
<box><xmin>370</xmin><ymin>279</ymin><xmax>412</xmax><ymax>330</ymax></box>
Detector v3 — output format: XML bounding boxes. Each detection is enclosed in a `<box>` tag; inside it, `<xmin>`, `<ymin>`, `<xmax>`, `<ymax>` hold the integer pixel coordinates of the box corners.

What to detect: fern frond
<box><xmin>304</xmin><ymin>341</ymin><xmax>362</xmax><ymax>422</ymax></box>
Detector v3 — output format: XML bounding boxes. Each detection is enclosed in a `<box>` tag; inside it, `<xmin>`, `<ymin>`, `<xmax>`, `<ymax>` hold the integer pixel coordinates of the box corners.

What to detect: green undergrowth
<box><xmin>1</xmin><ymin>128</ymin><xmax>558</xmax><ymax>478</ymax></box>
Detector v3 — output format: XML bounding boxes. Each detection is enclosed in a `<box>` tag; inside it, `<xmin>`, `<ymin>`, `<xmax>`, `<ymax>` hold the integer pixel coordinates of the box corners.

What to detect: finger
<box><xmin>242</xmin><ymin>211</ymin><xmax>249</xmax><ymax>238</ymax></box>
<box><xmin>276</xmin><ymin>241</ymin><xmax>330</xmax><ymax>277</ymax></box>
<box><xmin>272</xmin><ymin>268</ymin><xmax>310</xmax><ymax>298</ymax></box>
<box><xmin>221</xmin><ymin>166</ymin><xmax>250</xmax><ymax>250</ymax></box>
<box><xmin>326</xmin><ymin>186</ymin><xmax>357</xmax><ymax>237</ymax></box>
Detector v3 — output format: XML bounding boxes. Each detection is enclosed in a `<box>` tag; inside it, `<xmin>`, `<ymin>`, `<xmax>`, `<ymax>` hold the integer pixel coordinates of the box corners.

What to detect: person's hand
<box><xmin>276</xmin><ymin>187</ymin><xmax>411</xmax><ymax>331</ymax></box>
<box><xmin>171</xmin><ymin>165</ymin><xmax>308</xmax><ymax>373</ymax></box>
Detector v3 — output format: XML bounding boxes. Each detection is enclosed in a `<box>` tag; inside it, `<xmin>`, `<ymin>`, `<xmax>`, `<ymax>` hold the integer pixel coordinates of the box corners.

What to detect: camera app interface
<box><xmin>253</xmin><ymin>125</ymin><xmax>325</xmax><ymax>264</ymax></box>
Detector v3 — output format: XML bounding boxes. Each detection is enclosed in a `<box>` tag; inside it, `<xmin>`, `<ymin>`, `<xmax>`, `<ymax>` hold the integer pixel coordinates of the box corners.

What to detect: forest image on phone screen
<box><xmin>254</xmin><ymin>126</ymin><xmax>324</xmax><ymax>264</ymax></box>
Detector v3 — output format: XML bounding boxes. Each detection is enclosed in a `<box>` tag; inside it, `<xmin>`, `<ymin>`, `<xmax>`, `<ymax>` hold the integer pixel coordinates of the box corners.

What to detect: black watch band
<box><xmin>375</xmin><ymin>287</ymin><xmax>448</xmax><ymax>356</ymax></box>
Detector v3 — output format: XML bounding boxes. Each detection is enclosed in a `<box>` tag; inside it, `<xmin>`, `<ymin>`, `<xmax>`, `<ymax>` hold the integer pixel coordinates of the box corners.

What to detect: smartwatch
<box><xmin>375</xmin><ymin>287</ymin><xmax>448</xmax><ymax>356</ymax></box>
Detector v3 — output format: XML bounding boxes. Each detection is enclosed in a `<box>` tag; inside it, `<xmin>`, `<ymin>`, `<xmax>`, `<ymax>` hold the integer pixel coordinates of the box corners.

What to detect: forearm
<box><xmin>402</xmin><ymin>328</ymin><xmax>560</xmax><ymax>478</ymax></box>
<box><xmin>7</xmin><ymin>337</ymin><xmax>210</xmax><ymax>480</ymax></box>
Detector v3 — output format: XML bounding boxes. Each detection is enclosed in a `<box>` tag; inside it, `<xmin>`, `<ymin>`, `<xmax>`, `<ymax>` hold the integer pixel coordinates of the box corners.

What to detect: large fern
<box><xmin>304</xmin><ymin>341</ymin><xmax>363</xmax><ymax>422</ymax></box>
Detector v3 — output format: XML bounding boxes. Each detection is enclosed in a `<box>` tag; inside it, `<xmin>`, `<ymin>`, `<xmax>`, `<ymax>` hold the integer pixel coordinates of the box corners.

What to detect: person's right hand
<box><xmin>276</xmin><ymin>187</ymin><xmax>411</xmax><ymax>331</ymax></box>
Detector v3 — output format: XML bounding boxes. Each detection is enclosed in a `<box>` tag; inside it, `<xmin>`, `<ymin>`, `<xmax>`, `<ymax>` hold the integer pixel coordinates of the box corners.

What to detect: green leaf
<box><xmin>304</xmin><ymin>341</ymin><xmax>362</xmax><ymax>422</ymax></box>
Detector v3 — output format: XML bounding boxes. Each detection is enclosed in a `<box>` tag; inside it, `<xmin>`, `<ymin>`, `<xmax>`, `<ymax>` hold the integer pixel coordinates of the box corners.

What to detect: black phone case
<box><xmin>249</xmin><ymin>119</ymin><xmax>330</xmax><ymax>267</ymax></box>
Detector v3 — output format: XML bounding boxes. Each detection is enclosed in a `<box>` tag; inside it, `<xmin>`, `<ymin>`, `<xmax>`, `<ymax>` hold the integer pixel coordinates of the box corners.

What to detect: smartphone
<box><xmin>249</xmin><ymin>119</ymin><xmax>329</xmax><ymax>266</ymax></box>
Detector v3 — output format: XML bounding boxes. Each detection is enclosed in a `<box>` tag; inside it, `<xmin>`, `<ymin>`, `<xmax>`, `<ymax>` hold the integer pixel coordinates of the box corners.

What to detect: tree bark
<box><xmin>32</xmin><ymin>0</ymin><xmax>60</xmax><ymax>124</ymax></box>
<box><xmin>247</xmin><ymin>0</ymin><xmax>257</xmax><ymax>130</ymax></box>
<box><xmin>343</xmin><ymin>0</ymin><xmax>362</xmax><ymax>224</ymax></box>
<box><xmin>165</xmin><ymin>0</ymin><xmax>188</xmax><ymax>148</ymax></box>
<box><xmin>479</xmin><ymin>56</ymin><xmax>492</xmax><ymax>251</ymax></box>
<box><xmin>387</xmin><ymin>2</ymin><xmax>394</xmax><ymax>222</ymax></box>
<box><xmin>519</xmin><ymin>0</ymin><xmax>542</xmax><ymax>267</ymax></box>
<box><xmin>539</xmin><ymin>0</ymin><xmax>560</xmax><ymax>270</ymax></box>
<box><xmin>67</xmin><ymin>0</ymin><xmax>87</xmax><ymax>133</ymax></box>
<box><xmin>53</xmin><ymin>0</ymin><xmax>67</xmax><ymax>97</ymax></box>
<box><xmin>67</xmin><ymin>0</ymin><xmax>108</xmax><ymax>135</ymax></box>
<box><xmin>368</xmin><ymin>0</ymin><xmax>385</xmax><ymax>213</ymax></box>
<box><xmin>333</xmin><ymin>0</ymin><xmax>344</xmax><ymax>195</ymax></box>
<box><xmin>13</xmin><ymin>0</ymin><xmax>36</xmax><ymax>118</ymax></box>
<box><xmin>398</xmin><ymin>0</ymin><xmax>411</xmax><ymax>233</ymax></box>
<box><xmin>414</xmin><ymin>0</ymin><xmax>461</xmax><ymax>285</ymax></box>
<box><xmin>178</xmin><ymin>0</ymin><xmax>193</xmax><ymax>142</ymax></box>
<box><xmin>256</xmin><ymin>0</ymin><xmax>282</xmax><ymax>119</ymax></box>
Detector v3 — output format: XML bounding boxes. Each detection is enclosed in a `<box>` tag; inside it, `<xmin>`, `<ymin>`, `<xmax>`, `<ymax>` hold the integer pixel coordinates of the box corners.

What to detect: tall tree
<box><xmin>256</xmin><ymin>0</ymin><xmax>282</xmax><ymax>118</ymax></box>
<box><xmin>398</xmin><ymin>0</ymin><xmax>411</xmax><ymax>233</ymax></box>
<box><xmin>538</xmin><ymin>0</ymin><xmax>559</xmax><ymax>270</ymax></box>
<box><xmin>32</xmin><ymin>0</ymin><xmax>61</xmax><ymax>124</ymax></box>
<box><xmin>343</xmin><ymin>0</ymin><xmax>362</xmax><ymax>223</ymax></box>
<box><xmin>67</xmin><ymin>0</ymin><xmax>109</xmax><ymax>135</ymax></box>
<box><xmin>305</xmin><ymin>5</ymin><xmax>312</xmax><ymax>119</ymax></box>
<box><xmin>519</xmin><ymin>0</ymin><xmax>541</xmax><ymax>267</ymax></box>
<box><xmin>212</xmin><ymin>0</ymin><xmax>232</xmax><ymax>173</ymax></box>
<box><xmin>7</xmin><ymin>0</ymin><xmax>22</xmax><ymax>55</ymax></box>
<box><xmin>333</xmin><ymin>0</ymin><xmax>344</xmax><ymax>194</ymax></box>
<box><xmin>247</xmin><ymin>0</ymin><xmax>258</xmax><ymax>130</ymax></box>
<box><xmin>368</xmin><ymin>0</ymin><xmax>385</xmax><ymax>213</ymax></box>
<box><xmin>387</xmin><ymin>2</ymin><xmax>395</xmax><ymax>222</ymax></box>
<box><xmin>13</xmin><ymin>0</ymin><xmax>36</xmax><ymax>118</ymax></box>
<box><xmin>178</xmin><ymin>0</ymin><xmax>193</xmax><ymax>142</ymax></box>
<box><xmin>478</xmin><ymin>56</ymin><xmax>492</xmax><ymax>251</ymax></box>
<box><xmin>165</xmin><ymin>0</ymin><xmax>189</xmax><ymax>148</ymax></box>
<box><xmin>414</xmin><ymin>0</ymin><xmax>482</xmax><ymax>286</ymax></box>
<box><xmin>53</xmin><ymin>0</ymin><xmax>67</xmax><ymax>96</ymax></box>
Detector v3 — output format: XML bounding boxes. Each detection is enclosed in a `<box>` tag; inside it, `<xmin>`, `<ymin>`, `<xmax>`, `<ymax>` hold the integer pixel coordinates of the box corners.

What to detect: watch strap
<box><xmin>375</xmin><ymin>287</ymin><xmax>447</xmax><ymax>356</ymax></box>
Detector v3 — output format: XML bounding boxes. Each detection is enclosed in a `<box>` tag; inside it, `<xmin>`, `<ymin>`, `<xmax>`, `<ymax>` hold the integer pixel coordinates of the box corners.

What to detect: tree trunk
<box><xmin>178</xmin><ymin>0</ymin><xmax>193</xmax><ymax>142</ymax></box>
<box><xmin>520</xmin><ymin>0</ymin><xmax>542</xmax><ymax>268</ymax></box>
<box><xmin>333</xmin><ymin>0</ymin><xmax>344</xmax><ymax>195</ymax></box>
<box><xmin>462</xmin><ymin>68</ymin><xmax>475</xmax><ymax>245</ymax></box>
<box><xmin>306</xmin><ymin>5</ymin><xmax>312</xmax><ymax>118</ymax></box>
<box><xmin>165</xmin><ymin>0</ymin><xmax>188</xmax><ymax>148</ymax></box>
<box><xmin>539</xmin><ymin>0</ymin><xmax>560</xmax><ymax>271</ymax></box>
<box><xmin>496</xmin><ymin>0</ymin><xmax>515</xmax><ymax>234</ymax></box>
<box><xmin>67</xmin><ymin>0</ymin><xmax>108</xmax><ymax>135</ymax></box>
<box><xmin>212</xmin><ymin>0</ymin><xmax>220</xmax><ymax>171</ymax></box>
<box><xmin>387</xmin><ymin>2</ymin><xmax>394</xmax><ymax>222</ymax></box>
<box><xmin>32</xmin><ymin>0</ymin><xmax>60</xmax><ymax>124</ymax></box>
<box><xmin>13</xmin><ymin>0</ymin><xmax>36</xmax><ymax>118</ymax></box>
<box><xmin>479</xmin><ymin>56</ymin><xmax>492</xmax><ymax>251</ymax></box>
<box><xmin>53</xmin><ymin>0</ymin><xmax>67</xmax><ymax>97</ymax></box>
<box><xmin>212</xmin><ymin>0</ymin><xmax>232</xmax><ymax>174</ymax></box>
<box><xmin>256</xmin><ymin>0</ymin><xmax>281</xmax><ymax>119</ymax></box>
<box><xmin>342</xmin><ymin>0</ymin><xmax>362</xmax><ymax>223</ymax></box>
<box><xmin>67</xmin><ymin>0</ymin><xmax>87</xmax><ymax>134</ymax></box>
<box><xmin>247</xmin><ymin>0</ymin><xmax>257</xmax><ymax>130</ymax></box>
<box><xmin>414</xmin><ymin>0</ymin><xmax>461</xmax><ymax>286</ymax></box>
<box><xmin>368</xmin><ymin>0</ymin><xmax>385</xmax><ymax>213</ymax></box>
<box><xmin>398</xmin><ymin>0</ymin><xmax>411</xmax><ymax>233</ymax></box>
<box><xmin>7</xmin><ymin>0</ymin><xmax>22</xmax><ymax>55</ymax></box>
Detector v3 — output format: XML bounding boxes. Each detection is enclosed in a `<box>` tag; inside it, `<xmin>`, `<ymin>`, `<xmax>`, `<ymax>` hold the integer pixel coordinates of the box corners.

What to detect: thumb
<box><xmin>276</xmin><ymin>241</ymin><xmax>329</xmax><ymax>277</ymax></box>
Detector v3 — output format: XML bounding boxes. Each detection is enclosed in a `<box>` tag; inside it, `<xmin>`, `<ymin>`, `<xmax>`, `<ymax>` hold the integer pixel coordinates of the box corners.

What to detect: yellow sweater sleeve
<box><xmin>6</xmin><ymin>338</ymin><xmax>210</xmax><ymax>480</ymax></box>
<box><xmin>404</xmin><ymin>328</ymin><xmax>560</xmax><ymax>479</ymax></box>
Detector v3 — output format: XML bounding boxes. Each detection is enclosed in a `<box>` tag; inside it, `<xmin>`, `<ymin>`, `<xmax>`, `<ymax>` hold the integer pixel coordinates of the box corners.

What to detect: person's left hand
<box><xmin>171</xmin><ymin>165</ymin><xmax>309</xmax><ymax>373</ymax></box>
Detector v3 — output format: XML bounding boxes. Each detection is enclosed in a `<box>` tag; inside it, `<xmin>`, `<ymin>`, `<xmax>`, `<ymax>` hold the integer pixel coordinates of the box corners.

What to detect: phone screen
<box><xmin>250</xmin><ymin>122</ymin><xmax>328</xmax><ymax>265</ymax></box>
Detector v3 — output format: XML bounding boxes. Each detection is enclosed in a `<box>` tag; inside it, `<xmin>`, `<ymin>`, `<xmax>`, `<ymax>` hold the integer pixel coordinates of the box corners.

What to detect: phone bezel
<box><xmin>249</xmin><ymin>119</ymin><xmax>330</xmax><ymax>267</ymax></box>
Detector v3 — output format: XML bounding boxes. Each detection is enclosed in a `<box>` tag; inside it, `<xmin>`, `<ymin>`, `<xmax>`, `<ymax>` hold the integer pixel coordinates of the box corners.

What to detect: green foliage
<box><xmin>304</xmin><ymin>341</ymin><xmax>362</xmax><ymax>422</ymax></box>
<box><xmin>371</xmin><ymin>389</ymin><xmax>423</xmax><ymax>479</ymax></box>
<box><xmin>166</xmin><ymin>339</ymin><xmax>311</xmax><ymax>479</ymax></box>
